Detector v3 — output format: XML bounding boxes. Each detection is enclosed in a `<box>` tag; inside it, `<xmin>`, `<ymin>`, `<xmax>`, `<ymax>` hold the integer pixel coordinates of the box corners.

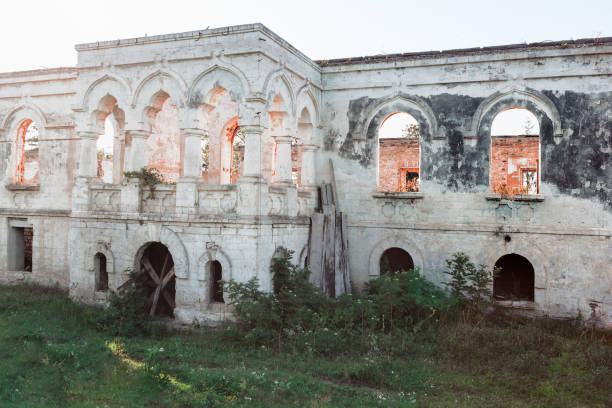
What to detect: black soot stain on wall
<box><xmin>340</xmin><ymin>91</ymin><xmax>611</xmax><ymax>209</ymax></box>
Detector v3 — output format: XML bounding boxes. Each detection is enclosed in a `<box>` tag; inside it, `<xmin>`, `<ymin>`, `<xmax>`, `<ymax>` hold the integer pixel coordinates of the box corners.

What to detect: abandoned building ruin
<box><xmin>0</xmin><ymin>24</ymin><xmax>610</xmax><ymax>326</ymax></box>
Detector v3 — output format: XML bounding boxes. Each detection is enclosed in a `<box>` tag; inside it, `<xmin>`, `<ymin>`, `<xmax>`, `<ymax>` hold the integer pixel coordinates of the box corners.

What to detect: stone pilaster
<box><xmin>273</xmin><ymin>135</ymin><xmax>293</xmax><ymax>185</ymax></box>
<box><xmin>300</xmin><ymin>144</ymin><xmax>319</xmax><ymax>190</ymax></box>
<box><xmin>125</xmin><ymin>130</ymin><xmax>149</xmax><ymax>172</ymax></box>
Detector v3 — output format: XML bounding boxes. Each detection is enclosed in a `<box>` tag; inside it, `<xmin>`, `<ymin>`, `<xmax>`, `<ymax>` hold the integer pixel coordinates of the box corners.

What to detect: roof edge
<box><xmin>317</xmin><ymin>36</ymin><xmax>612</xmax><ymax>67</ymax></box>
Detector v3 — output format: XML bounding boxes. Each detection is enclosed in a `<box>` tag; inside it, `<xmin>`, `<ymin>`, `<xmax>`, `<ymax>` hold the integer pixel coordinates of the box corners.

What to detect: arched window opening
<box><xmin>380</xmin><ymin>247</ymin><xmax>415</xmax><ymax>275</ymax></box>
<box><xmin>490</xmin><ymin>108</ymin><xmax>540</xmax><ymax>197</ymax></box>
<box><xmin>138</xmin><ymin>242</ymin><xmax>176</xmax><ymax>317</ymax></box>
<box><xmin>94</xmin><ymin>252</ymin><xmax>108</xmax><ymax>291</ymax></box>
<box><xmin>202</xmin><ymin>87</ymin><xmax>240</xmax><ymax>185</ymax></box>
<box><xmin>13</xmin><ymin>119</ymin><xmax>39</xmax><ymax>185</ymax></box>
<box><xmin>97</xmin><ymin>115</ymin><xmax>115</xmax><ymax>184</ymax></box>
<box><xmin>493</xmin><ymin>254</ymin><xmax>535</xmax><ymax>301</ymax></box>
<box><xmin>210</xmin><ymin>260</ymin><xmax>224</xmax><ymax>303</ymax></box>
<box><xmin>147</xmin><ymin>96</ymin><xmax>181</xmax><ymax>183</ymax></box>
<box><xmin>378</xmin><ymin>112</ymin><xmax>420</xmax><ymax>192</ymax></box>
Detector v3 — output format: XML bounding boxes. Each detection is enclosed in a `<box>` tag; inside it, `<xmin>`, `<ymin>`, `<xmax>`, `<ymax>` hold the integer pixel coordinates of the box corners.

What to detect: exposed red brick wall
<box><xmin>378</xmin><ymin>138</ymin><xmax>420</xmax><ymax>192</ymax></box>
<box><xmin>491</xmin><ymin>136</ymin><xmax>539</xmax><ymax>194</ymax></box>
<box><xmin>148</xmin><ymin>98</ymin><xmax>181</xmax><ymax>183</ymax></box>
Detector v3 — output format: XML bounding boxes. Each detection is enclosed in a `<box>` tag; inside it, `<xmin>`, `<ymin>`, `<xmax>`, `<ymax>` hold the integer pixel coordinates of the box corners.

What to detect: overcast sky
<box><xmin>1</xmin><ymin>0</ymin><xmax>610</xmax><ymax>72</ymax></box>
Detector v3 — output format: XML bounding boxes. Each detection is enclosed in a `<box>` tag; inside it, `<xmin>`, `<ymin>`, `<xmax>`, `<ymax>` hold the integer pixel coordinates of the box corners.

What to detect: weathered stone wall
<box><xmin>0</xmin><ymin>24</ymin><xmax>609</xmax><ymax>326</ymax></box>
<box><xmin>319</xmin><ymin>40</ymin><xmax>612</xmax><ymax>326</ymax></box>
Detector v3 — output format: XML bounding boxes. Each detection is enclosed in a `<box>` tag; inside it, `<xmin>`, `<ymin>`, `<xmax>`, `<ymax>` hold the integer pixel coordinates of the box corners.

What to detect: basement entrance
<box><xmin>380</xmin><ymin>247</ymin><xmax>414</xmax><ymax>274</ymax></box>
<box><xmin>493</xmin><ymin>254</ymin><xmax>534</xmax><ymax>301</ymax></box>
<box><xmin>138</xmin><ymin>242</ymin><xmax>176</xmax><ymax>317</ymax></box>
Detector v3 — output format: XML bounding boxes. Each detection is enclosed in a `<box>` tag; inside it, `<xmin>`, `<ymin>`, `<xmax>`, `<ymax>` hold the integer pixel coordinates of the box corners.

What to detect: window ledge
<box><xmin>485</xmin><ymin>193</ymin><xmax>544</xmax><ymax>202</ymax></box>
<box><xmin>6</xmin><ymin>184</ymin><xmax>40</xmax><ymax>191</ymax></box>
<box><xmin>372</xmin><ymin>191</ymin><xmax>424</xmax><ymax>199</ymax></box>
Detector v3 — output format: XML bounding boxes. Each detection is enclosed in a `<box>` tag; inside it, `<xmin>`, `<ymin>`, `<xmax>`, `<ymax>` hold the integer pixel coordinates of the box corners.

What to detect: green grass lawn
<box><xmin>0</xmin><ymin>284</ymin><xmax>610</xmax><ymax>407</ymax></box>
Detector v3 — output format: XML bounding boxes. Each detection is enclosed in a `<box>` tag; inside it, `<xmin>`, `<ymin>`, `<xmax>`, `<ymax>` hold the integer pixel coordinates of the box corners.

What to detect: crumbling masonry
<box><xmin>0</xmin><ymin>24</ymin><xmax>610</xmax><ymax>326</ymax></box>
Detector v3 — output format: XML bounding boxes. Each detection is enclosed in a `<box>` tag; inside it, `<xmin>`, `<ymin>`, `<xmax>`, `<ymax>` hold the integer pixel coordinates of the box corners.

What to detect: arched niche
<box><xmin>87</xmin><ymin>241</ymin><xmax>115</xmax><ymax>291</ymax></box>
<box><xmin>368</xmin><ymin>235</ymin><xmax>424</xmax><ymax>277</ymax></box>
<box><xmin>493</xmin><ymin>253</ymin><xmax>535</xmax><ymax>301</ymax></box>
<box><xmin>482</xmin><ymin>239</ymin><xmax>548</xmax><ymax>305</ymax></box>
<box><xmin>197</xmin><ymin>245</ymin><xmax>232</xmax><ymax>304</ymax></box>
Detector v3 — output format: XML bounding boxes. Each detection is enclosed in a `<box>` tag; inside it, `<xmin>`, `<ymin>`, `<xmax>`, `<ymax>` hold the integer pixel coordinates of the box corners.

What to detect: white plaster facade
<box><xmin>0</xmin><ymin>24</ymin><xmax>610</xmax><ymax>326</ymax></box>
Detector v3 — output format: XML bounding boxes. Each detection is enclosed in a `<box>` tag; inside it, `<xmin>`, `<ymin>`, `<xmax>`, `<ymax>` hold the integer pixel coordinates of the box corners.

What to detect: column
<box><xmin>242</xmin><ymin>125</ymin><xmax>263</xmax><ymax>179</ymax></box>
<box><xmin>300</xmin><ymin>144</ymin><xmax>319</xmax><ymax>190</ymax></box>
<box><xmin>273</xmin><ymin>135</ymin><xmax>293</xmax><ymax>185</ymax></box>
<box><xmin>72</xmin><ymin>131</ymin><xmax>100</xmax><ymax>212</ymax></box>
<box><xmin>176</xmin><ymin>128</ymin><xmax>205</xmax><ymax>213</ymax></box>
<box><xmin>121</xmin><ymin>129</ymin><xmax>149</xmax><ymax>213</ymax></box>
<box><xmin>181</xmin><ymin>128</ymin><xmax>205</xmax><ymax>178</ymax></box>
<box><xmin>125</xmin><ymin>130</ymin><xmax>149</xmax><ymax>172</ymax></box>
<box><xmin>77</xmin><ymin>131</ymin><xmax>100</xmax><ymax>178</ymax></box>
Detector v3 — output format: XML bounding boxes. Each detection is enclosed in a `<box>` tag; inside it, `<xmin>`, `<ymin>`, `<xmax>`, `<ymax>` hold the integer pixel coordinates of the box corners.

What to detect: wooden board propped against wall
<box><xmin>308</xmin><ymin>159</ymin><xmax>351</xmax><ymax>297</ymax></box>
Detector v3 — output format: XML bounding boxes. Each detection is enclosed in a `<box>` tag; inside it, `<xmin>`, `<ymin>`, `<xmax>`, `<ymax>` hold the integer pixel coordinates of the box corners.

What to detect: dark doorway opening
<box><xmin>9</xmin><ymin>226</ymin><xmax>32</xmax><ymax>271</ymax></box>
<box><xmin>380</xmin><ymin>247</ymin><xmax>414</xmax><ymax>274</ymax></box>
<box><xmin>493</xmin><ymin>254</ymin><xmax>535</xmax><ymax>301</ymax></box>
<box><xmin>139</xmin><ymin>242</ymin><xmax>176</xmax><ymax>317</ymax></box>
<box><xmin>210</xmin><ymin>261</ymin><xmax>224</xmax><ymax>303</ymax></box>
<box><xmin>95</xmin><ymin>253</ymin><xmax>108</xmax><ymax>291</ymax></box>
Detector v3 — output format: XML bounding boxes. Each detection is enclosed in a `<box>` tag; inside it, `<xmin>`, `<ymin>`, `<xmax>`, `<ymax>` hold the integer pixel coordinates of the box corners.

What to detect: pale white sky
<box><xmin>379</xmin><ymin>108</ymin><xmax>539</xmax><ymax>139</ymax></box>
<box><xmin>0</xmin><ymin>0</ymin><xmax>610</xmax><ymax>72</ymax></box>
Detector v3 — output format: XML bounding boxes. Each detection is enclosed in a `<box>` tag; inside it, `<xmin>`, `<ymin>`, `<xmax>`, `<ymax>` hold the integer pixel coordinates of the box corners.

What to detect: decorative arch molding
<box><xmin>295</xmin><ymin>83</ymin><xmax>320</xmax><ymax>126</ymax></box>
<box><xmin>87</xmin><ymin>240</ymin><xmax>116</xmax><ymax>276</ymax></box>
<box><xmin>82</xmin><ymin>74</ymin><xmax>131</xmax><ymax>112</ymax></box>
<box><xmin>0</xmin><ymin>103</ymin><xmax>48</xmax><ymax>133</ymax></box>
<box><xmin>470</xmin><ymin>87</ymin><xmax>563</xmax><ymax>138</ymax></box>
<box><xmin>125</xmin><ymin>224</ymin><xmax>190</xmax><ymax>280</ymax></box>
<box><xmin>482</xmin><ymin>238</ymin><xmax>549</xmax><ymax>301</ymax></box>
<box><xmin>196</xmin><ymin>244</ymin><xmax>233</xmax><ymax>282</ymax></box>
<box><xmin>263</xmin><ymin>70</ymin><xmax>296</xmax><ymax>116</ymax></box>
<box><xmin>368</xmin><ymin>235</ymin><xmax>425</xmax><ymax>277</ymax></box>
<box><xmin>188</xmin><ymin>65</ymin><xmax>249</xmax><ymax>106</ymax></box>
<box><xmin>362</xmin><ymin>92</ymin><xmax>438</xmax><ymax>143</ymax></box>
<box><xmin>131</xmin><ymin>69</ymin><xmax>188</xmax><ymax>110</ymax></box>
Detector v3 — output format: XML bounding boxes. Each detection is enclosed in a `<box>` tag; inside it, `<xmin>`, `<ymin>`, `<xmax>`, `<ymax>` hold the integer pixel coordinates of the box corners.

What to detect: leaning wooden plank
<box><xmin>308</xmin><ymin>213</ymin><xmax>325</xmax><ymax>289</ymax></box>
<box><xmin>340</xmin><ymin>212</ymin><xmax>352</xmax><ymax>293</ymax></box>
<box><xmin>328</xmin><ymin>159</ymin><xmax>340</xmax><ymax>210</ymax></box>
<box><xmin>334</xmin><ymin>211</ymin><xmax>345</xmax><ymax>296</ymax></box>
<box><xmin>323</xmin><ymin>210</ymin><xmax>336</xmax><ymax>297</ymax></box>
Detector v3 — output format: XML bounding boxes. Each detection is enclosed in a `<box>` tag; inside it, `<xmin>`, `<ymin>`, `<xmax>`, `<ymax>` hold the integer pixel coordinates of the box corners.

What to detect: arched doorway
<box><xmin>493</xmin><ymin>254</ymin><xmax>535</xmax><ymax>301</ymax></box>
<box><xmin>137</xmin><ymin>242</ymin><xmax>176</xmax><ymax>317</ymax></box>
<box><xmin>380</xmin><ymin>247</ymin><xmax>415</xmax><ymax>274</ymax></box>
<box><xmin>94</xmin><ymin>252</ymin><xmax>108</xmax><ymax>291</ymax></box>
